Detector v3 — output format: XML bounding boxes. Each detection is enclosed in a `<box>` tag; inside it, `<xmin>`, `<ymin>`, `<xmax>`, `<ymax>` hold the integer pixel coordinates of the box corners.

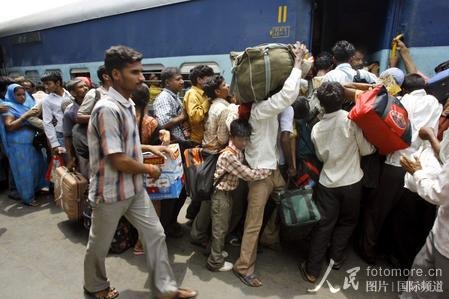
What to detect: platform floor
<box><xmin>0</xmin><ymin>193</ymin><xmax>401</xmax><ymax>299</ymax></box>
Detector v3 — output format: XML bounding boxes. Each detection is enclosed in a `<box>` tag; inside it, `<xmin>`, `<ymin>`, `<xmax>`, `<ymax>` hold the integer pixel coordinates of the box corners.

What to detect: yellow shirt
<box><xmin>149</xmin><ymin>84</ymin><xmax>162</xmax><ymax>103</ymax></box>
<box><xmin>183</xmin><ymin>85</ymin><xmax>210</xmax><ymax>144</ymax></box>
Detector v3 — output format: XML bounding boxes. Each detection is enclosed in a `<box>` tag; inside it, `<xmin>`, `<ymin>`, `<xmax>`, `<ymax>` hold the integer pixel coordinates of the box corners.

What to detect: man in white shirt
<box><xmin>41</xmin><ymin>72</ymin><xmax>72</xmax><ymax>154</ymax></box>
<box><xmin>232</xmin><ymin>42</ymin><xmax>307</xmax><ymax>287</ymax></box>
<box><xmin>399</xmin><ymin>128</ymin><xmax>449</xmax><ymax>298</ymax></box>
<box><xmin>360</xmin><ymin>74</ymin><xmax>442</xmax><ymax>264</ymax></box>
<box><xmin>324</xmin><ymin>40</ymin><xmax>378</xmax><ymax>85</ymax></box>
<box><xmin>299</xmin><ymin>82</ymin><xmax>375</xmax><ymax>283</ymax></box>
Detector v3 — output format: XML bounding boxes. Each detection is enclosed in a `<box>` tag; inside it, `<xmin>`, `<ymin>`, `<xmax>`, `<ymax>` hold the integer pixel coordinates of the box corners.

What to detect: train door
<box><xmin>312</xmin><ymin>0</ymin><xmax>395</xmax><ymax>67</ymax></box>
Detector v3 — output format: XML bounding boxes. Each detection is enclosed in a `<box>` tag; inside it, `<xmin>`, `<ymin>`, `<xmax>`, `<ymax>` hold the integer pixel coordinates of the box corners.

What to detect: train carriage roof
<box><xmin>0</xmin><ymin>0</ymin><xmax>190</xmax><ymax>37</ymax></box>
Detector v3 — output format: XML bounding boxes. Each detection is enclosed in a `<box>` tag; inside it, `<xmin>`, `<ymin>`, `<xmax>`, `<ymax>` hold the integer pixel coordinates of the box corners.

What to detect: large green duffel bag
<box><xmin>279</xmin><ymin>188</ymin><xmax>321</xmax><ymax>229</ymax></box>
<box><xmin>230</xmin><ymin>43</ymin><xmax>295</xmax><ymax>103</ymax></box>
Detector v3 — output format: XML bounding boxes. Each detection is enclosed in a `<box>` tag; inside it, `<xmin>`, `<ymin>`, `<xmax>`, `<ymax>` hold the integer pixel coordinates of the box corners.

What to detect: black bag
<box><xmin>82</xmin><ymin>199</ymin><xmax>138</xmax><ymax>254</ymax></box>
<box><xmin>33</xmin><ymin>129</ymin><xmax>48</xmax><ymax>150</ymax></box>
<box><xmin>195</xmin><ymin>153</ymin><xmax>219</xmax><ymax>201</ymax></box>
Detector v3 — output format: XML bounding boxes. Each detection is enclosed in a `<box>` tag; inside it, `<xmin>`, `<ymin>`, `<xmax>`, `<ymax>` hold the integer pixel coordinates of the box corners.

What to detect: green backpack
<box><xmin>230</xmin><ymin>43</ymin><xmax>295</xmax><ymax>103</ymax></box>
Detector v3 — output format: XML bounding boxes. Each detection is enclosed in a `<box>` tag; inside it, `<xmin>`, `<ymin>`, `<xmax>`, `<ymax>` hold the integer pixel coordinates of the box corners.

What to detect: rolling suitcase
<box><xmin>54</xmin><ymin>166</ymin><xmax>88</xmax><ymax>221</ymax></box>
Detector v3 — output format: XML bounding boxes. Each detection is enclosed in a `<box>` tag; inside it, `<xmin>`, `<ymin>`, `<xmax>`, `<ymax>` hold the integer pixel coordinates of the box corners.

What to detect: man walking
<box><xmin>83</xmin><ymin>45</ymin><xmax>197</xmax><ymax>299</ymax></box>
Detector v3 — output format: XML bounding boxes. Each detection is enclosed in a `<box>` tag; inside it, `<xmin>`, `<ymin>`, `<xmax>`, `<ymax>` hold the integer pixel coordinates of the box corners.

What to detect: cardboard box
<box><xmin>143</xmin><ymin>143</ymin><xmax>184</xmax><ymax>200</ymax></box>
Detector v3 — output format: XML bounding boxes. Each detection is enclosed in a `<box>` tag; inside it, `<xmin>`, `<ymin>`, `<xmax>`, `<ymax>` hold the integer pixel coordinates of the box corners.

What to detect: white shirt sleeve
<box><xmin>310</xmin><ymin>126</ymin><xmax>323</xmax><ymax>162</ymax></box>
<box><xmin>359</xmin><ymin>69</ymin><xmax>378</xmax><ymax>84</ymax></box>
<box><xmin>42</xmin><ymin>96</ymin><xmax>59</xmax><ymax>148</ymax></box>
<box><xmin>352</xmin><ymin>120</ymin><xmax>376</xmax><ymax>156</ymax></box>
<box><xmin>251</xmin><ymin>68</ymin><xmax>302</xmax><ymax>120</ymax></box>
<box><xmin>413</xmin><ymin>162</ymin><xmax>449</xmax><ymax>206</ymax></box>
<box><xmin>279</xmin><ymin>106</ymin><xmax>294</xmax><ymax>133</ymax></box>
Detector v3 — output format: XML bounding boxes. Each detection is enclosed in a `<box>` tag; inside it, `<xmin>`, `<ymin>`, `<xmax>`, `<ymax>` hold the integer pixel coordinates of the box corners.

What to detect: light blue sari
<box><xmin>0</xmin><ymin>84</ymin><xmax>48</xmax><ymax>204</ymax></box>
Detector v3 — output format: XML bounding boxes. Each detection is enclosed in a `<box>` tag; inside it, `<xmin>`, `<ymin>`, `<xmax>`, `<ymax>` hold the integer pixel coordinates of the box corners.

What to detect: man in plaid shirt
<box><xmin>207</xmin><ymin>119</ymin><xmax>270</xmax><ymax>272</ymax></box>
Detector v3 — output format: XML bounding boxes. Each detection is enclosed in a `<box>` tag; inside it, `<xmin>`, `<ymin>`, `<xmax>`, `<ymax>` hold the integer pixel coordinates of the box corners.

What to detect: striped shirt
<box><xmin>88</xmin><ymin>87</ymin><xmax>144</xmax><ymax>203</ymax></box>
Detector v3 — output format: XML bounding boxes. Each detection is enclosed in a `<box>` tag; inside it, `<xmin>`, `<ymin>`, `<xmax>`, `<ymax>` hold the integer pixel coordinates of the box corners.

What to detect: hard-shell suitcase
<box><xmin>54</xmin><ymin>166</ymin><xmax>88</xmax><ymax>221</ymax></box>
<box><xmin>426</xmin><ymin>68</ymin><xmax>449</xmax><ymax>105</ymax></box>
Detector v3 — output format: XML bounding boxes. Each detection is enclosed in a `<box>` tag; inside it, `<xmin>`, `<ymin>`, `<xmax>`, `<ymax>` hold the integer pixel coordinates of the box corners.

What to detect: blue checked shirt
<box><xmin>153</xmin><ymin>88</ymin><xmax>186</xmax><ymax>142</ymax></box>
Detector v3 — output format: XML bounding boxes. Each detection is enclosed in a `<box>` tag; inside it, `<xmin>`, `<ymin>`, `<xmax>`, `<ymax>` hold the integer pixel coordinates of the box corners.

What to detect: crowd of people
<box><xmin>0</xmin><ymin>38</ymin><xmax>448</xmax><ymax>299</ymax></box>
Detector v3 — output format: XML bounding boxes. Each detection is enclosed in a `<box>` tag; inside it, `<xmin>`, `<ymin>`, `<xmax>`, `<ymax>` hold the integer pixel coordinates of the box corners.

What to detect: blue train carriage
<box><xmin>311</xmin><ymin>0</ymin><xmax>449</xmax><ymax>77</ymax></box>
<box><xmin>0</xmin><ymin>0</ymin><xmax>312</xmax><ymax>86</ymax></box>
<box><xmin>0</xmin><ymin>0</ymin><xmax>447</xmax><ymax>86</ymax></box>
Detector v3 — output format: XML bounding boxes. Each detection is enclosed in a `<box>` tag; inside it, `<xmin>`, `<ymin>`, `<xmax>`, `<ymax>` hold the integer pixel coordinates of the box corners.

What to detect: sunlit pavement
<box><xmin>0</xmin><ymin>192</ymin><xmax>400</xmax><ymax>299</ymax></box>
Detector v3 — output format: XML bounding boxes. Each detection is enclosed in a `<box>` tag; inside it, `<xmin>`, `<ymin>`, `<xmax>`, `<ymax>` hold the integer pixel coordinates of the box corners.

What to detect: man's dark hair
<box><xmin>131</xmin><ymin>83</ymin><xmax>150</xmax><ymax>142</ymax></box>
<box><xmin>66</xmin><ymin>79</ymin><xmax>83</xmax><ymax>93</ymax></box>
<box><xmin>315</xmin><ymin>52</ymin><xmax>333</xmax><ymax>72</ymax></box>
<box><xmin>23</xmin><ymin>79</ymin><xmax>35</xmax><ymax>88</ymax></box>
<box><xmin>203</xmin><ymin>75</ymin><xmax>224</xmax><ymax>99</ymax></box>
<box><xmin>35</xmin><ymin>84</ymin><xmax>45</xmax><ymax>92</ymax></box>
<box><xmin>160</xmin><ymin>67</ymin><xmax>181</xmax><ymax>87</ymax></box>
<box><xmin>189</xmin><ymin>65</ymin><xmax>214</xmax><ymax>86</ymax></box>
<box><xmin>41</xmin><ymin>71</ymin><xmax>63</xmax><ymax>85</ymax></box>
<box><xmin>292</xmin><ymin>96</ymin><xmax>310</xmax><ymax>120</ymax></box>
<box><xmin>332</xmin><ymin>40</ymin><xmax>356</xmax><ymax>63</ymax></box>
<box><xmin>131</xmin><ymin>83</ymin><xmax>150</xmax><ymax>109</ymax></box>
<box><xmin>316</xmin><ymin>82</ymin><xmax>345</xmax><ymax>113</ymax></box>
<box><xmin>230</xmin><ymin>119</ymin><xmax>252</xmax><ymax>138</ymax></box>
<box><xmin>104</xmin><ymin>45</ymin><xmax>143</xmax><ymax>77</ymax></box>
<box><xmin>97</xmin><ymin>65</ymin><xmax>107</xmax><ymax>83</ymax></box>
<box><xmin>402</xmin><ymin>74</ymin><xmax>426</xmax><ymax>93</ymax></box>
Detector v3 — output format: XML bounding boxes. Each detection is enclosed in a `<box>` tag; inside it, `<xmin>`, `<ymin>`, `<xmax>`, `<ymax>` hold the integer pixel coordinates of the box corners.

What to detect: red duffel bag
<box><xmin>348</xmin><ymin>86</ymin><xmax>412</xmax><ymax>155</ymax></box>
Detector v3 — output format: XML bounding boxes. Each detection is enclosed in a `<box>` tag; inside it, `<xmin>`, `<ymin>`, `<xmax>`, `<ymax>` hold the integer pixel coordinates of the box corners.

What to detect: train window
<box><xmin>179</xmin><ymin>62</ymin><xmax>221</xmax><ymax>98</ymax></box>
<box><xmin>142</xmin><ymin>64</ymin><xmax>164</xmax><ymax>84</ymax></box>
<box><xmin>25</xmin><ymin>70</ymin><xmax>40</xmax><ymax>84</ymax></box>
<box><xmin>7</xmin><ymin>71</ymin><xmax>22</xmax><ymax>79</ymax></box>
<box><xmin>70</xmin><ymin>67</ymin><xmax>91</xmax><ymax>79</ymax></box>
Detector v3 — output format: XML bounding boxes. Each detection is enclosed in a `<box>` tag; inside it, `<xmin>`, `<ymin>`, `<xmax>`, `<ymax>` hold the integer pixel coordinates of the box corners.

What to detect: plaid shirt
<box><xmin>88</xmin><ymin>87</ymin><xmax>144</xmax><ymax>203</ymax></box>
<box><xmin>214</xmin><ymin>144</ymin><xmax>272</xmax><ymax>191</ymax></box>
<box><xmin>202</xmin><ymin>98</ymin><xmax>230</xmax><ymax>153</ymax></box>
<box><xmin>154</xmin><ymin>88</ymin><xmax>186</xmax><ymax>142</ymax></box>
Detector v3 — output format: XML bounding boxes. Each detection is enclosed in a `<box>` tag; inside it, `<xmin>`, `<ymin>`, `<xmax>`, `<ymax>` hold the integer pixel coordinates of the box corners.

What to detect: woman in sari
<box><xmin>0</xmin><ymin>84</ymin><xmax>47</xmax><ymax>206</ymax></box>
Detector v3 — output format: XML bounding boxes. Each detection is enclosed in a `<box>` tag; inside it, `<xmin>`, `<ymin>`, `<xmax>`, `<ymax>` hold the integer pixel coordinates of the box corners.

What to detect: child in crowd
<box><xmin>299</xmin><ymin>81</ymin><xmax>375</xmax><ymax>282</ymax></box>
<box><xmin>207</xmin><ymin>119</ymin><xmax>271</xmax><ymax>272</ymax></box>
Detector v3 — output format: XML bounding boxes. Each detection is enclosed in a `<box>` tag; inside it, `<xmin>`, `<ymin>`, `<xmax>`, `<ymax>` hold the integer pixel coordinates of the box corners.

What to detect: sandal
<box><xmin>133</xmin><ymin>248</ymin><xmax>145</xmax><ymax>256</ymax></box>
<box><xmin>176</xmin><ymin>288</ymin><xmax>198</xmax><ymax>299</ymax></box>
<box><xmin>84</xmin><ymin>287</ymin><xmax>119</xmax><ymax>299</ymax></box>
<box><xmin>157</xmin><ymin>288</ymin><xmax>198</xmax><ymax>299</ymax></box>
<box><xmin>24</xmin><ymin>200</ymin><xmax>39</xmax><ymax>207</ymax></box>
<box><xmin>233</xmin><ymin>270</ymin><xmax>263</xmax><ymax>287</ymax></box>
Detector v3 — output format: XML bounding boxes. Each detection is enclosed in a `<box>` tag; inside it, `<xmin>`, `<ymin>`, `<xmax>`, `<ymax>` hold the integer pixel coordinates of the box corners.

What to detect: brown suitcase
<box><xmin>54</xmin><ymin>166</ymin><xmax>88</xmax><ymax>221</ymax></box>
